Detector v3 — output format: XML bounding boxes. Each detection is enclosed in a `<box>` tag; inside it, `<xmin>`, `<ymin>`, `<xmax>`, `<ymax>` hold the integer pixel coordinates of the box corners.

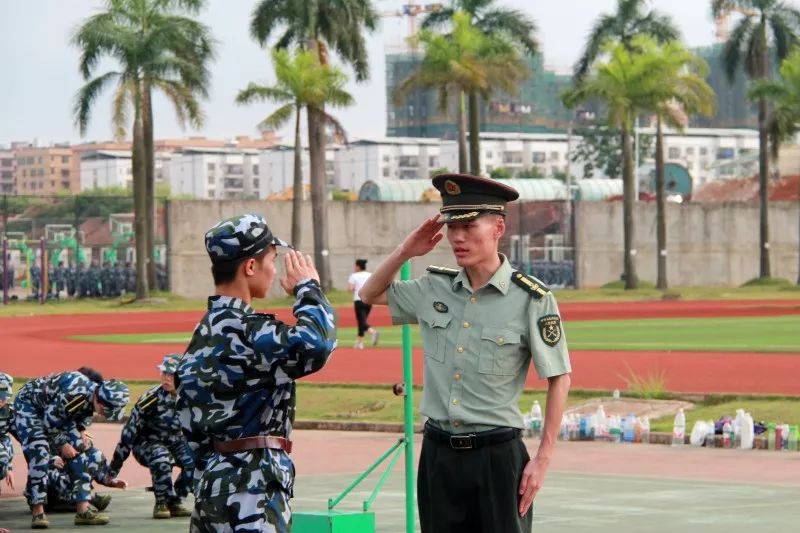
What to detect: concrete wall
<box><xmin>168</xmin><ymin>199</ymin><xmax>800</xmax><ymax>298</ymax></box>
<box><xmin>167</xmin><ymin>200</ymin><xmax>455</xmax><ymax>299</ymax></box>
<box><xmin>575</xmin><ymin>201</ymin><xmax>799</xmax><ymax>287</ymax></box>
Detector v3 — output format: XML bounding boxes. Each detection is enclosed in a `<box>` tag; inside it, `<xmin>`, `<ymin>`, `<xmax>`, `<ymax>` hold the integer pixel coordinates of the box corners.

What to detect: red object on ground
<box><xmin>1</xmin><ymin>300</ymin><xmax>799</xmax><ymax>395</ymax></box>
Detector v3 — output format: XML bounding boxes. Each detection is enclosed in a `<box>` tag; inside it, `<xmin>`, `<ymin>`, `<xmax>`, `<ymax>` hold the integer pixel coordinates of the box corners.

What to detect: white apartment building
<box><xmin>168</xmin><ymin>148</ymin><xmax>260</xmax><ymax>199</ymax></box>
<box><xmin>259</xmin><ymin>145</ymin><xmax>340</xmax><ymax>198</ymax></box>
<box><xmin>80</xmin><ymin>150</ymin><xmax>171</xmax><ymax>191</ymax></box>
<box><xmin>0</xmin><ymin>148</ymin><xmax>14</xmax><ymax>194</ymax></box>
<box><xmin>438</xmin><ymin>132</ymin><xmax>571</xmax><ymax>178</ymax></box>
<box><xmin>334</xmin><ymin>138</ymin><xmax>442</xmax><ymax>192</ymax></box>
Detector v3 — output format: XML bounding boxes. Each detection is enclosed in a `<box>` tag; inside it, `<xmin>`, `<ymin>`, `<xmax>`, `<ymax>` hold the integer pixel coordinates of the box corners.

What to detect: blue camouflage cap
<box><xmin>158</xmin><ymin>354</ymin><xmax>181</xmax><ymax>375</ymax></box>
<box><xmin>0</xmin><ymin>372</ymin><xmax>12</xmax><ymax>401</ymax></box>
<box><xmin>97</xmin><ymin>380</ymin><xmax>130</xmax><ymax>421</ymax></box>
<box><xmin>205</xmin><ymin>213</ymin><xmax>289</xmax><ymax>265</ymax></box>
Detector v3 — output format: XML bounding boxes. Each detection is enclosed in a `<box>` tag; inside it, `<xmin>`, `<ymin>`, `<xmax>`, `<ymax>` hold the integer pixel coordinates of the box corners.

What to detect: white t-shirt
<box><xmin>348</xmin><ymin>271</ymin><xmax>372</xmax><ymax>301</ymax></box>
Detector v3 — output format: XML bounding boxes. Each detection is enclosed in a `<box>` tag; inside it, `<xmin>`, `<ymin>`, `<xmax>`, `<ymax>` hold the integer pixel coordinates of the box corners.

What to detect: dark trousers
<box><xmin>354</xmin><ymin>300</ymin><xmax>372</xmax><ymax>337</ymax></box>
<box><xmin>418</xmin><ymin>432</ymin><xmax>532</xmax><ymax>533</ymax></box>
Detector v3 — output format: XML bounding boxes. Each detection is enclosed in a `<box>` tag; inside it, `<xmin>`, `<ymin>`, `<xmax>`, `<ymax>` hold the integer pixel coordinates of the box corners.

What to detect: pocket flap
<box><xmin>481</xmin><ymin>328</ymin><xmax>521</xmax><ymax>346</ymax></box>
<box><xmin>420</xmin><ymin>312</ymin><xmax>452</xmax><ymax>329</ymax></box>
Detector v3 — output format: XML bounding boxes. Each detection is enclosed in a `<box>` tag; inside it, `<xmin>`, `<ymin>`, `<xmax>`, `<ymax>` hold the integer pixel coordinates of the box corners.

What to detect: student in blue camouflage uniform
<box><xmin>0</xmin><ymin>373</ymin><xmax>17</xmax><ymax>497</ymax></box>
<box><xmin>14</xmin><ymin>371</ymin><xmax>129</xmax><ymax>528</ymax></box>
<box><xmin>177</xmin><ymin>213</ymin><xmax>337</xmax><ymax>533</ymax></box>
<box><xmin>108</xmin><ymin>354</ymin><xmax>194</xmax><ymax>519</ymax></box>
<box><xmin>45</xmin><ymin>436</ymin><xmax>125</xmax><ymax>513</ymax></box>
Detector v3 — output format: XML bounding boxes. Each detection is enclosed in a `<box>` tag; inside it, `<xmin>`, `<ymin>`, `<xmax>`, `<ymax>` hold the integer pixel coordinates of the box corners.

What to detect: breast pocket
<box><xmin>479</xmin><ymin>327</ymin><xmax>524</xmax><ymax>376</ymax></box>
<box><xmin>419</xmin><ymin>312</ymin><xmax>452</xmax><ymax>363</ymax></box>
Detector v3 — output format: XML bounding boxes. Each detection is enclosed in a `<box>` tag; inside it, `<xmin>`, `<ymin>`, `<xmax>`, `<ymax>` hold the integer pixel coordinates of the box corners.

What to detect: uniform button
<box><xmin>456</xmin><ymin>346</ymin><xmax>464</xmax><ymax>353</ymax></box>
<box><xmin>452</xmin><ymin>399</ymin><xmax>459</xmax><ymax>405</ymax></box>
<box><xmin>497</xmin><ymin>337</ymin><xmax>505</xmax><ymax>344</ymax></box>
<box><xmin>454</xmin><ymin>373</ymin><xmax>461</xmax><ymax>381</ymax></box>
<box><xmin>469</xmin><ymin>297</ymin><xmax>477</xmax><ymax>303</ymax></box>
<box><xmin>463</xmin><ymin>321</ymin><xmax>470</xmax><ymax>328</ymax></box>
<box><xmin>500</xmin><ymin>281</ymin><xmax>506</xmax><ymax>288</ymax></box>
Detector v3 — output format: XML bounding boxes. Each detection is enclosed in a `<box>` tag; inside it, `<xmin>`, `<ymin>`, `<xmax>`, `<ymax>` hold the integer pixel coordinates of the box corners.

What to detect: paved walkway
<box><xmin>2</xmin><ymin>426</ymin><xmax>799</xmax><ymax>531</ymax></box>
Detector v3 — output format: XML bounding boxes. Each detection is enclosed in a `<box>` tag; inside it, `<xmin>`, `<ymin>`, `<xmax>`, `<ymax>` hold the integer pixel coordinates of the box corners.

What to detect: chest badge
<box><xmin>433</xmin><ymin>301</ymin><xmax>449</xmax><ymax>313</ymax></box>
<box><xmin>538</xmin><ymin>314</ymin><xmax>562</xmax><ymax>347</ymax></box>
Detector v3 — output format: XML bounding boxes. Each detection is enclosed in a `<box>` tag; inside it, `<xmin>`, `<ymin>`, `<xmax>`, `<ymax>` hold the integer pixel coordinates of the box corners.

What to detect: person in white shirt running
<box><xmin>348</xmin><ymin>259</ymin><xmax>380</xmax><ymax>349</ymax></box>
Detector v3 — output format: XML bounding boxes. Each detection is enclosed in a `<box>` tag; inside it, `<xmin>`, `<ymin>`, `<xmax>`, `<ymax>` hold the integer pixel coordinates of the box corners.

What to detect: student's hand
<box><xmin>281</xmin><ymin>250</ymin><xmax>320</xmax><ymax>294</ymax></box>
<box><xmin>60</xmin><ymin>443</ymin><xmax>78</xmax><ymax>459</ymax></box>
<box><xmin>52</xmin><ymin>456</ymin><xmax>65</xmax><ymax>470</ymax></box>
<box><xmin>104</xmin><ymin>476</ymin><xmax>127</xmax><ymax>489</ymax></box>
<box><xmin>518</xmin><ymin>457</ymin><xmax>547</xmax><ymax>516</ymax></box>
<box><xmin>81</xmin><ymin>432</ymin><xmax>92</xmax><ymax>450</ymax></box>
<box><xmin>5</xmin><ymin>471</ymin><xmax>13</xmax><ymax>490</ymax></box>
<box><xmin>398</xmin><ymin>215</ymin><xmax>444</xmax><ymax>259</ymax></box>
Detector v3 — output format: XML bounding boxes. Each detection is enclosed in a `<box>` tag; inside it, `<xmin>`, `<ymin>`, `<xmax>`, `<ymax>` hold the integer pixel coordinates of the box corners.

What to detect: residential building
<box><xmin>334</xmin><ymin>138</ymin><xmax>442</xmax><ymax>193</ymax></box>
<box><xmin>14</xmin><ymin>144</ymin><xmax>80</xmax><ymax>195</ymax></box>
<box><xmin>79</xmin><ymin>150</ymin><xmax>172</xmax><ymax>191</ymax></box>
<box><xmin>0</xmin><ymin>146</ymin><xmax>18</xmax><ymax>194</ymax></box>
<box><xmin>259</xmin><ymin>145</ymin><xmax>341</xmax><ymax>199</ymax></box>
<box><xmin>168</xmin><ymin>147</ymin><xmax>261</xmax><ymax>199</ymax></box>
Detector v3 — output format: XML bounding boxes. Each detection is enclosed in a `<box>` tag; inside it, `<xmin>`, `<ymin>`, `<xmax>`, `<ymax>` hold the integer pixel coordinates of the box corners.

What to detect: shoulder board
<box><xmin>511</xmin><ymin>271</ymin><xmax>550</xmax><ymax>299</ymax></box>
<box><xmin>426</xmin><ymin>265</ymin><xmax>459</xmax><ymax>277</ymax></box>
<box><xmin>64</xmin><ymin>394</ymin><xmax>87</xmax><ymax>414</ymax></box>
<box><xmin>137</xmin><ymin>388</ymin><xmax>160</xmax><ymax>411</ymax></box>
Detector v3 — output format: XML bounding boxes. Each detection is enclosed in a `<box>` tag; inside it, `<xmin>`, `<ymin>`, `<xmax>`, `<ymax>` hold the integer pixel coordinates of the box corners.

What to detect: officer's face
<box><xmin>246</xmin><ymin>246</ymin><xmax>278</xmax><ymax>298</ymax></box>
<box><xmin>446</xmin><ymin>215</ymin><xmax>504</xmax><ymax>267</ymax></box>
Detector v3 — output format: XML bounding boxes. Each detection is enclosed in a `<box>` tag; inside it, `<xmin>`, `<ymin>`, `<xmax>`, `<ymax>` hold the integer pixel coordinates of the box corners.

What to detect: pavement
<box><xmin>1</xmin><ymin>425</ymin><xmax>799</xmax><ymax>532</ymax></box>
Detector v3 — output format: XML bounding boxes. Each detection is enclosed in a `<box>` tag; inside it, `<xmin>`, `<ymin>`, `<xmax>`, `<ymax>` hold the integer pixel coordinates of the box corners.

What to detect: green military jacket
<box><xmin>388</xmin><ymin>254</ymin><xmax>571</xmax><ymax>434</ymax></box>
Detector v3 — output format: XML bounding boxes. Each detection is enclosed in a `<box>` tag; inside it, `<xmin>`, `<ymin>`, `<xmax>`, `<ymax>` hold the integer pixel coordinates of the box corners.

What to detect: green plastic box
<box><xmin>293</xmin><ymin>511</ymin><xmax>376</xmax><ymax>533</ymax></box>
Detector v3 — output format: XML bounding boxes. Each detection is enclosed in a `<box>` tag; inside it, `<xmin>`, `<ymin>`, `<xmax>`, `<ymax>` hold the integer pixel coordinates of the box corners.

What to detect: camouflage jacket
<box><xmin>14</xmin><ymin>372</ymin><xmax>96</xmax><ymax>450</ymax></box>
<box><xmin>0</xmin><ymin>403</ymin><xmax>16</xmax><ymax>468</ymax></box>
<box><xmin>176</xmin><ymin>280</ymin><xmax>336</xmax><ymax>499</ymax></box>
<box><xmin>109</xmin><ymin>385</ymin><xmax>181</xmax><ymax>476</ymax></box>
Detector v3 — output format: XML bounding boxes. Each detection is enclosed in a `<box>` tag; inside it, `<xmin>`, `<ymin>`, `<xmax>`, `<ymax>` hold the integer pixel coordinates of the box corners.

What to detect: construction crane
<box><xmin>378</xmin><ymin>2</ymin><xmax>444</xmax><ymax>53</ymax></box>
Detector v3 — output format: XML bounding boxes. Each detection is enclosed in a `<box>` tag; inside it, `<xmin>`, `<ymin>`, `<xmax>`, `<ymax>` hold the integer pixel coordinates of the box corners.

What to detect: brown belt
<box><xmin>213</xmin><ymin>436</ymin><xmax>292</xmax><ymax>454</ymax></box>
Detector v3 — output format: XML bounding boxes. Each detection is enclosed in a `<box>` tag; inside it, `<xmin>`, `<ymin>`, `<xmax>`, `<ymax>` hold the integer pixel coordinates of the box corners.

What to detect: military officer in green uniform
<box><xmin>361</xmin><ymin>173</ymin><xmax>572</xmax><ymax>533</ymax></box>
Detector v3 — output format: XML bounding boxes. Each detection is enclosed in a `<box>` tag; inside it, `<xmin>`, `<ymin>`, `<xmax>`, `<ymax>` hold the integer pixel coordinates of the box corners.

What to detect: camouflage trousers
<box><xmin>0</xmin><ymin>437</ymin><xmax>11</xmax><ymax>487</ymax></box>
<box><xmin>133</xmin><ymin>440</ymin><xmax>194</xmax><ymax>504</ymax></box>
<box><xmin>47</xmin><ymin>446</ymin><xmax>110</xmax><ymax>506</ymax></box>
<box><xmin>190</xmin><ymin>485</ymin><xmax>291</xmax><ymax>533</ymax></box>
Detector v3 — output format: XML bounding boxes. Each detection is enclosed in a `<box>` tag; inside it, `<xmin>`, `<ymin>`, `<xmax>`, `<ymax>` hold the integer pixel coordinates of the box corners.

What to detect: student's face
<box><xmin>446</xmin><ymin>215</ymin><xmax>504</xmax><ymax>268</ymax></box>
<box><xmin>246</xmin><ymin>246</ymin><xmax>278</xmax><ymax>299</ymax></box>
<box><xmin>161</xmin><ymin>372</ymin><xmax>176</xmax><ymax>394</ymax></box>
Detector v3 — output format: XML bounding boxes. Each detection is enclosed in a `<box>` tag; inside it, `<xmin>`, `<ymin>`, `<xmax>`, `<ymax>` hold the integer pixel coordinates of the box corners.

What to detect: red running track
<box><xmin>1</xmin><ymin>299</ymin><xmax>799</xmax><ymax>395</ymax></box>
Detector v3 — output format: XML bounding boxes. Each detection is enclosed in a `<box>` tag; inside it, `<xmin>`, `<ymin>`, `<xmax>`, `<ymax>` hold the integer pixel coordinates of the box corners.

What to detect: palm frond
<box><xmin>73</xmin><ymin>71</ymin><xmax>121</xmax><ymax>135</ymax></box>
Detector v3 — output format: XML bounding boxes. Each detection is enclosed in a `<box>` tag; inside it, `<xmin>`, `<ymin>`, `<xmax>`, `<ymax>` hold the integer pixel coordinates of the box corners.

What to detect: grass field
<box><xmin>2</xmin><ymin>284</ymin><xmax>800</xmax><ymax>318</ymax></box>
<box><xmin>72</xmin><ymin>315</ymin><xmax>800</xmax><ymax>353</ymax></box>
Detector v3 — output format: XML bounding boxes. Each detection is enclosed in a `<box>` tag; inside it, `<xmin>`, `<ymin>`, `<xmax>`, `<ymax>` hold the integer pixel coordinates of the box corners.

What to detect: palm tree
<box><xmin>421</xmin><ymin>0</ymin><xmax>538</xmax><ymax>175</ymax></box>
<box><xmin>712</xmin><ymin>0</ymin><xmax>800</xmax><ymax>280</ymax></box>
<box><xmin>250</xmin><ymin>0</ymin><xmax>378</xmax><ymax>291</ymax></box>
<box><xmin>642</xmin><ymin>40</ymin><xmax>715</xmax><ymax>289</ymax></box>
<box><xmin>563</xmin><ymin>37</ymin><xmax>669</xmax><ymax>289</ymax></box>
<box><xmin>395</xmin><ymin>11</ymin><xmax>529</xmax><ymax>176</ymax></box>
<box><xmin>73</xmin><ymin>0</ymin><xmax>214</xmax><ymax>300</ymax></box>
<box><xmin>236</xmin><ymin>49</ymin><xmax>353</xmax><ymax>250</ymax></box>
<box><xmin>749</xmin><ymin>49</ymin><xmax>800</xmax><ymax>284</ymax></box>
<box><xmin>574</xmin><ymin>0</ymin><xmax>680</xmax><ymax>81</ymax></box>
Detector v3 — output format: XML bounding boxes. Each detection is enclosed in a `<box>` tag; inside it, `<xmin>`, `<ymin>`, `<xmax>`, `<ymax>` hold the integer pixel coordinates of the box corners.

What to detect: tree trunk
<box><xmin>142</xmin><ymin>82</ymin><xmax>157</xmax><ymax>290</ymax></box>
<box><xmin>307</xmin><ymin>106</ymin><xmax>332</xmax><ymax>291</ymax></box>
<box><xmin>655</xmin><ymin>116</ymin><xmax>667</xmax><ymax>290</ymax></box>
<box><xmin>292</xmin><ymin>107</ymin><xmax>303</xmax><ymax>248</ymax></box>
<box><xmin>468</xmin><ymin>91</ymin><xmax>480</xmax><ymax>176</ymax></box>
<box><xmin>758</xmin><ymin>22</ymin><xmax>771</xmax><ymax>279</ymax></box>
<box><xmin>622</xmin><ymin>127</ymin><xmax>637</xmax><ymax>290</ymax></box>
<box><xmin>132</xmin><ymin>101</ymin><xmax>150</xmax><ymax>300</ymax></box>
<box><xmin>457</xmin><ymin>91</ymin><xmax>468</xmax><ymax>173</ymax></box>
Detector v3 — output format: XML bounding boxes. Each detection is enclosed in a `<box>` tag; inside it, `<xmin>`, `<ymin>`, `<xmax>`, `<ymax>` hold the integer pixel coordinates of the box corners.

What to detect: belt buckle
<box><xmin>449</xmin><ymin>434</ymin><xmax>475</xmax><ymax>450</ymax></box>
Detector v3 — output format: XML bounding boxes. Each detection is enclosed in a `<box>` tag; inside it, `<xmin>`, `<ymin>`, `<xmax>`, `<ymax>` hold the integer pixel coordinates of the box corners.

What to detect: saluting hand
<box><xmin>280</xmin><ymin>250</ymin><xmax>320</xmax><ymax>294</ymax></box>
<box><xmin>399</xmin><ymin>214</ymin><xmax>444</xmax><ymax>259</ymax></box>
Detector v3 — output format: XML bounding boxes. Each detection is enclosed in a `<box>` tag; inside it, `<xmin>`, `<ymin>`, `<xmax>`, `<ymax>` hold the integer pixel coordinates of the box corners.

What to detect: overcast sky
<box><xmin>1</xmin><ymin>0</ymin><xmax>790</xmax><ymax>147</ymax></box>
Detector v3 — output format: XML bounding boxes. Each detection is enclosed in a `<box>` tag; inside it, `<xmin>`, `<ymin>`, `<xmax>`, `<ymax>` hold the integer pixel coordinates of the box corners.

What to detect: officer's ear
<box><xmin>242</xmin><ymin>257</ymin><xmax>257</xmax><ymax>277</ymax></box>
<box><xmin>494</xmin><ymin>215</ymin><xmax>506</xmax><ymax>239</ymax></box>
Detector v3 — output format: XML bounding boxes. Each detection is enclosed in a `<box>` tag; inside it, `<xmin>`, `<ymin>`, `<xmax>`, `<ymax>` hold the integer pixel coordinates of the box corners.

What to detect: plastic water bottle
<box><xmin>789</xmin><ymin>426</ymin><xmax>798</xmax><ymax>451</ymax></box>
<box><xmin>595</xmin><ymin>405</ymin><xmax>607</xmax><ymax>442</ymax></box>
<box><xmin>570</xmin><ymin>414</ymin><xmax>580</xmax><ymax>441</ymax></box>
<box><xmin>722</xmin><ymin>421</ymin><xmax>732</xmax><ymax>448</ymax></box>
<box><xmin>623</xmin><ymin>414</ymin><xmax>636</xmax><ymax>443</ymax></box>
<box><xmin>559</xmin><ymin>415</ymin><xmax>570</xmax><ymax>441</ymax></box>
<box><xmin>740</xmin><ymin>413</ymin><xmax>754</xmax><ymax>450</ymax></box>
<box><xmin>775</xmin><ymin>424</ymin><xmax>783</xmax><ymax>451</ymax></box>
<box><xmin>529</xmin><ymin>401</ymin><xmax>543</xmax><ymax>439</ymax></box>
<box><xmin>672</xmin><ymin>409</ymin><xmax>686</xmax><ymax>447</ymax></box>
<box><xmin>705</xmin><ymin>420</ymin><xmax>716</xmax><ymax>448</ymax></box>
<box><xmin>767</xmin><ymin>423</ymin><xmax>776</xmax><ymax>450</ymax></box>
<box><xmin>781</xmin><ymin>424</ymin><xmax>790</xmax><ymax>450</ymax></box>
<box><xmin>609</xmin><ymin>415</ymin><xmax>622</xmax><ymax>443</ymax></box>
<box><xmin>734</xmin><ymin>409</ymin><xmax>745</xmax><ymax>448</ymax></box>
<box><xmin>641</xmin><ymin>417</ymin><xmax>651</xmax><ymax>444</ymax></box>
